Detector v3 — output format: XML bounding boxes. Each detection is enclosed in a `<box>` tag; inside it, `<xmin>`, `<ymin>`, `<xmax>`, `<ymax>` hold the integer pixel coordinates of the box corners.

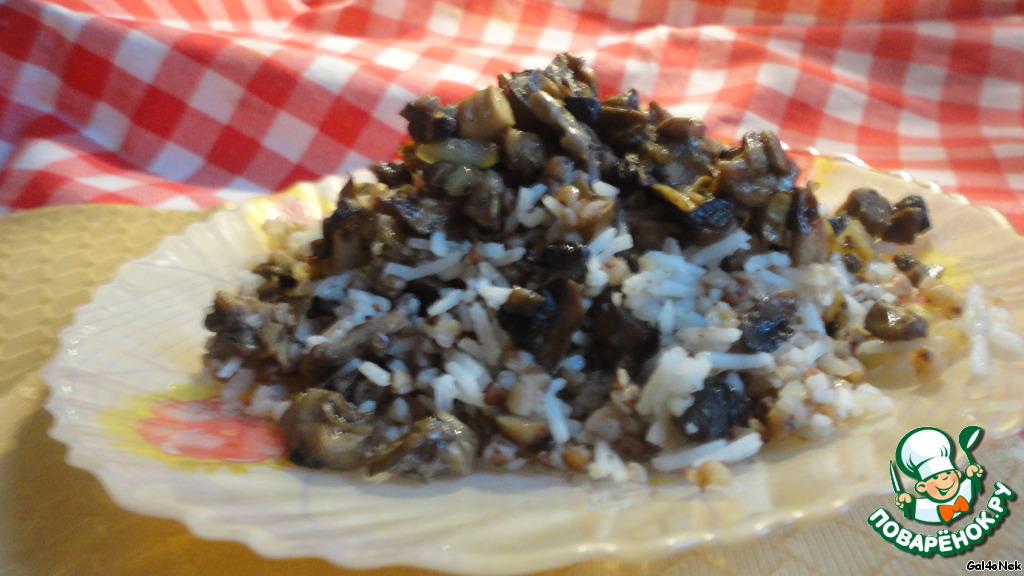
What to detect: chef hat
<box><xmin>896</xmin><ymin>427</ymin><xmax>956</xmax><ymax>481</ymax></box>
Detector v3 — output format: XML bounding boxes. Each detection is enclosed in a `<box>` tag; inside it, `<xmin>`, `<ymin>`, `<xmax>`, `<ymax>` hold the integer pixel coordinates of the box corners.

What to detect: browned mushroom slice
<box><xmin>461</xmin><ymin>170</ymin><xmax>506</xmax><ymax>231</ymax></box>
<box><xmin>498</xmin><ymin>67</ymin><xmax>549</xmax><ymax>132</ymax></box>
<box><xmin>563</xmin><ymin>96</ymin><xmax>600</xmax><ymax>126</ymax></box>
<box><xmin>369</xmin><ymin>161</ymin><xmax>412</xmax><ymax>188</ymax></box>
<box><xmin>299</xmin><ymin>309</ymin><xmax>412</xmax><ymax>381</ymax></box>
<box><xmin>252</xmin><ymin>257</ymin><xmax>299</xmax><ymax>302</ymax></box>
<box><xmin>315</xmin><ymin>200</ymin><xmax>377</xmax><ymax>275</ymax></box>
<box><xmin>715</xmin><ymin>131</ymin><xmax>799</xmax><ymax>209</ymax></box>
<box><xmin>596</xmin><ymin>105</ymin><xmax>649</xmax><ymax>153</ymax></box>
<box><xmin>528</xmin><ymin>89</ymin><xmax>599</xmax><ymax>160</ymax></box>
<box><xmin>543</xmin><ymin>52</ymin><xmax>599</xmax><ymax>98</ymax></box>
<box><xmin>586</xmin><ymin>288</ymin><xmax>658</xmax><ymax>377</ymax></box>
<box><xmin>456</xmin><ymin>85</ymin><xmax>516</xmax><ymax>143</ymax></box>
<box><xmin>497</xmin><ymin>279</ymin><xmax>584</xmax><ymax>370</ymax></box>
<box><xmin>526</xmin><ymin>242</ymin><xmax>590</xmax><ymax>281</ymax></box>
<box><xmin>204</xmin><ymin>291</ymin><xmax>299</xmax><ymax>367</ymax></box>
<box><xmin>739</xmin><ymin>291</ymin><xmax>798</xmax><ymax>353</ymax></box>
<box><xmin>501</xmin><ymin>128</ymin><xmax>547</xmax><ymax>182</ymax></box>
<box><xmin>787</xmin><ymin>187</ymin><xmax>830</xmax><ymax>266</ymax></box>
<box><xmin>893</xmin><ymin>253</ymin><xmax>943</xmax><ymax>287</ymax></box>
<box><xmin>280</xmin><ymin>389</ymin><xmax>378</xmax><ymax>471</ymax></box>
<box><xmin>674</xmin><ymin>195</ymin><xmax>737</xmax><ymax>246</ymax></box>
<box><xmin>401</xmin><ymin>96</ymin><xmax>457</xmax><ymax>143</ymax></box>
<box><xmin>864</xmin><ymin>301</ymin><xmax>928</xmax><ymax>341</ymax></box>
<box><xmin>837</xmin><ymin>187</ymin><xmax>893</xmax><ymax>238</ymax></box>
<box><xmin>883</xmin><ymin>195</ymin><xmax>931</xmax><ymax>244</ymax></box>
<box><xmin>373</xmin><ymin>195</ymin><xmax>453</xmax><ymax>237</ymax></box>
<box><xmin>366</xmin><ymin>412</ymin><xmax>478</xmax><ymax>480</ymax></box>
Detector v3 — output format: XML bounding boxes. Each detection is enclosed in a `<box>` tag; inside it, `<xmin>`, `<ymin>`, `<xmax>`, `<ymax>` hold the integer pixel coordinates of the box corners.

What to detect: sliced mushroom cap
<box><xmin>366</xmin><ymin>412</ymin><xmax>478</xmax><ymax>480</ymax></box>
<box><xmin>586</xmin><ymin>288</ymin><xmax>659</xmax><ymax>376</ymax></box>
<box><xmin>864</xmin><ymin>301</ymin><xmax>928</xmax><ymax>341</ymax></box>
<box><xmin>373</xmin><ymin>195</ymin><xmax>453</xmax><ymax>237</ymax></box>
<box><xmin>280</xmin><ymin>389</ymin><xmax>377</xmax><ymax>471</ymax></box>
<box><xmin>528</xmin><ymin>90</ymin><xmax>599</xmax><ymax>160</ymax></box>
<box><xmin>460</xmin><ymin>170</ymin><xmax>506</xmax><ymax>231</ymax></box>
<box><xmin>500</xmin><ymin>128</ymin><xmax>547</xmax><ymax>182</ymax></box>
<box><xmin>715</xmin><ymin>131</ymin><xmax>798</xmax><ymax>209</ymax></box>
<box><xmin>457</xmin><ymin>85</ymin><xmax>516</xmax><ymax>143</ymax></box>
<box><xmin>675</xmin><ymin>372</ymin><xmax>749</xmax><ymax>442</ymax></box>
<box><xmin>838</xmin><ymin>187</ymin><xmax>893</xmax><ymax>238</ymax></box>
<box><xmin>739</xmin><ymin>291</ymin><xmax>798</xmax><ymax>353</ymax></box>
<box><xmin>787</xmin><ymin>187</ymin><xmax>830</xmax><ymax>266</ymax></box>
<box><xmin>675</xmin><ymin>195</ymin><xmax>737</xmax><ymax>246</ymax></box>
<box><xmin>315</xmin><ymin>200</ymin><xmax>377</xmax><ymax>274</ymax></box>
<box><xmin>401</xmin><ymin>96</ymin><xmax>457</xmax><ymax>143</ymax></box>
<box><xmin>497</xmin><ymin>279</ymin><xmax>585</xmax><ymax>370</ymax></box>
<box><xmin>893</xmin><ymin>253</ymin><xmax>943</xmax><ymax>287</ymax></box>
<box><xmin>526</xmin><ymin>242</ymin><xmax>590</xmax><ymax>281</ymax></box>
<box><xmin>883</xmin><ymin>194</ymin><xmax>931</xmax><ymax>244</ymax></box>
<box><xmin>204</xmin><ymin>291</ymin><xmax>298</xmax><ymax>368</ymax></box>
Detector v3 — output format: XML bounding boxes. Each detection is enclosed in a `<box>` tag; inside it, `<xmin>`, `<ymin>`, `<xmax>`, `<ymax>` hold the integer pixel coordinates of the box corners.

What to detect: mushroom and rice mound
<box><xmin>199</xmin><ymin>54</ymin><xmax>1020</xmax><ymax>483</ymax></box>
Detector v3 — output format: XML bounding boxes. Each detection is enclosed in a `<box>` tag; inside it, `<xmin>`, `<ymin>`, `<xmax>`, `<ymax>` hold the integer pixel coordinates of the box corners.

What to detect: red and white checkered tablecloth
<box><xmin>1</xmin><ymin>0</ymin><xmax>1022</xmax><ymax>229</ymax></box>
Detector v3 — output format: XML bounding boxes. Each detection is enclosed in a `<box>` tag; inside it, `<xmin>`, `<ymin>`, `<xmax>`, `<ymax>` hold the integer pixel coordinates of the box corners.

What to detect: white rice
<box><xmin>426</xmin><ymin>288</ymin><xmax>465</xmax><ymax>317</ymax></box>
<box><xmin>651</xmin><ymin>430</ymin><xmax>763</xmax><ymax>472</ymax></box>
<box><xmin>707</xmin><ymin>352</ymin><xmax>775</xmax><ymax>371</ymax></box>
<box><xmin>245</xmin><ymin>385</ymin><xmax>291</xmax><ymax>421</ymax></box>
<box><xmin>685</xmin><ymin>229</ymin><xmax>751</xmax><ymax>267</ymax></box>
<box><xmin>357</xmin><ymin>361</ymin><xmax>391</xmax><ymax>387</ymax></box>
<box><xmin>592</xmin><ymin>180</ymin><xmax>619</xmax><ymax>198</ymax></box>
<box><xmin>588</xmin><ymin>440</ymin><xmax>632</xmax><ymax>483</ymax></box>
<box><xmin>478</xmin><ymin>285</ymin><xmax>512</xmax><ymax>308</ymax></box>
<box><xmin>544</xmin><ymin>378</ymin><xmax>570</xmax><ymax>444</ymax></box>
<box><xmin>383</xmin><ymin>247</ymin><xmax>469</xmax><ymax>281</ymax></box>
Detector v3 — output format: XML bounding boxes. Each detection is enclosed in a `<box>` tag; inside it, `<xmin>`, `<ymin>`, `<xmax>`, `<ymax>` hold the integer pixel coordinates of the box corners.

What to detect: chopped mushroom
<box><xmin>883</xmin><ymin>195</ymin><xmax>931</xmax><ymax>244</ymax></box>
<box><xmin>456</xmin><ymin>85</ymin><xmax>516</xmax><ymax>143</ymax></box>
<box><xmin>374</xmin><ymin>195</ymin><xmax>452</xmax><ymax>236</ymax></box>
<box><xmin>527</xmin><ymin>242</ymin><xmax>590</xmax><ymax>281</ymax></box>
<box><xmin>401</xmin><ymin>96</ymin><xmax>457</xmax><ymax>143</ymax></box>
<box><xmin>893</xmin><ymin>253</ymin><xmax>943</xmax><ymax>287</ymax></box>
<box><xmin>586</xmin><ymin>289</ymin><xmax>659</xmax><ymax>376</ymax></box>
<box><xmin>675</xmin><ymin>373</ymin><xmax>749</xmax><ymax>442</ymax></box>
<box><xmin>787</xmin><ymin>187</ymin><xmax>830</xmax><ymax>266</ymax></box>
<box><xmin>528</xmin><ymin>89</ymin><xmax>599</xmax><ymax>160</ymax></box>
<box><xmin>315</xmin><ymin>199</ymin><xmax>377</xmax><ymax>275</ymax></box>
<box><xmin>500</xmin><ymin>128</ymin><xmax>547</xmax><ymax>182</ymax></box>
<box><xmin>864</xmin><ymin>301</ymin><xmax>928</xmax><ymax>341</ymax></box>
<box><xmin>739</xmin><ymin>292</ymin><xmax>797</xmax><ymax>353</ymax></box>
<box><xmin>366</xmin><ymin>412</ymin><xmax>478</xmax><ymax>480</ymax></box>
<box><xmin>280</xmin><ymin>389</ymin><xmax>377</xmax><ymax>471</ymax></box>
<box><xmin>715</xmin><ymin>131</ymin><xmax>798</xmax><ymax>209</ymax></box>
<box><xmin>460</xmin><ymin>170</ymin><xmax>506</xmax><ymax>231</ymax></box>
<box><xmin>204</xmin><ymin>291</ymin><xmax>301</xmax><ymax>371</ymax></box>
<box><xmin>838</xmin><ymin>187</ymin><xmax>893</xmax><ymax>237</ymax></box>
<box><xmin>497</xmin><ymin>279</ymin><xmax>585</xmax><ymax>370</ymax></box>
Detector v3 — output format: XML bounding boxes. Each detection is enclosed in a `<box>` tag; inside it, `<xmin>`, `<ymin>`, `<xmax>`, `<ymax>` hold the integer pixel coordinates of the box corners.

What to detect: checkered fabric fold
<box><xmin>1</xmin><ymin>0</ymin><xmax>1022</xmax><ymax>229</ymax></box>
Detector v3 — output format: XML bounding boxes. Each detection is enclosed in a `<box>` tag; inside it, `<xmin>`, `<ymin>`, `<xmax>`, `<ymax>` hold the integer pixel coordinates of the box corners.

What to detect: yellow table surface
<box><xmin>1</xmin><ymin>205</ymin><xmax>1022</xmax><ymax>576</ymax></box>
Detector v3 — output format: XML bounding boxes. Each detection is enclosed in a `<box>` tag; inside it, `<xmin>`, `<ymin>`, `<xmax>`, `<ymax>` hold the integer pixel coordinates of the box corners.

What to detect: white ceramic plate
<box><xmin>43</xmin><ymin>157</ymin><xmax>1024</xmax><ymax>574</ymax></box>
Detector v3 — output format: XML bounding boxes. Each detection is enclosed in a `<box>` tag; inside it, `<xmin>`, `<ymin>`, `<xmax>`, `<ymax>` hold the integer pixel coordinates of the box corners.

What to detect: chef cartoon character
<box><xmin>892</xmin><ymin>427</ymin><xmax>984</xmax><ymax>525</ymax></box>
